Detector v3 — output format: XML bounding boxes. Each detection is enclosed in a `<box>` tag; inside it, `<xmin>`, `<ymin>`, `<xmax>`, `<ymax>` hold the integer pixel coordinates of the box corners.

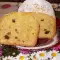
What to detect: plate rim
<box><xmin>16</xmin><ymin>34</ymin><xmax>58</xmax><ymax>49</ymax></box>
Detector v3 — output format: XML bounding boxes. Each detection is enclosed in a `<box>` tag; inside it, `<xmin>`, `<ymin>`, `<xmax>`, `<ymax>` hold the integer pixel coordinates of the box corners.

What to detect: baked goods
<box><xmin>0</xmin><ymin>11</ymin><xmax>56</xmax><ymax>47</ymax></box>
<box><xmin>0</xmin><ymin>12</ymin><xmax>39</xmax><ymax>46</ymax></box>
<box><xmin>18</xmin><ymin>0</ymin><xmax>55</xmax><ymax>18</ymax></box>
<box><xmin>33</xmin><ymin>12</ymin><xmax>56</xmax><ymax>39</ymax></box>
<box><xmin>18</xmin><ymin>0</ymin><xmax>56</xmax><ymax>39</ymax></box>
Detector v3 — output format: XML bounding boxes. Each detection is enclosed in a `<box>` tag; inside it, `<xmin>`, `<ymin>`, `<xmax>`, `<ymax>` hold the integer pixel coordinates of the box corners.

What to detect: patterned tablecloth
<box><xmin>0</xmin><ymin>2</ymin><xmax>60</xmax><ymax>60</ymax></box>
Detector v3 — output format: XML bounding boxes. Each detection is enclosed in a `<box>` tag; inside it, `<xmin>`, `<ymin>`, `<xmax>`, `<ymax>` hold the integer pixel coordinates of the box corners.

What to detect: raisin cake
<box><xmin>33</xmin><ymin>12</ymin><xmax>56</xmax><ymax>39</ymax></box>
<box><xmin>18</xmin><ymin>0</ymin><xmax>55</xmax><ymax>18</ymax></box>
<box><xmin>0</xmin><ymin>12</ymin><xmax>39</xmax><ymax>47</ymax></box>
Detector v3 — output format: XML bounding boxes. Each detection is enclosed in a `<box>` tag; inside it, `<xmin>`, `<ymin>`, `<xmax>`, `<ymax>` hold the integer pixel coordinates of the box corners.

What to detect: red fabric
<box><xmin>1</xmin><ymin>4</ymin><xmax>11</xmax><ymax>9</ymax></box>
<box><xmin>53</xmin><ymin>17</ymin><xmax>60</xmax><ymax>47</ymax></box>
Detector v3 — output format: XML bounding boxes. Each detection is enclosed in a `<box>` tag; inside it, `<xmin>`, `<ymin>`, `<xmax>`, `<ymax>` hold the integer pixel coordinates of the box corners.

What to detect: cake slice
<box><xmin>0</xmin><ymin>12</ymin><xmax>39</xmax><ymax>47</ymax></box>
<box><xmin>33</xmin><ymin>12</ymin><xmax>56</xmax><ymax>39</ymax></box>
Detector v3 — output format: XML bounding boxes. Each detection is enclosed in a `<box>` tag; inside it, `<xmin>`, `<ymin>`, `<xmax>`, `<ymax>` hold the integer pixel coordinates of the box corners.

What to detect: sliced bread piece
<box><xmin>0</xmin><ymin>12</ymin><xmax>39</xmax><ymax>46</ymax></box>
<box><xmin>33</xmin><ymin>12</ymin><xmax>56</xmax><ymax>39</ymax></box>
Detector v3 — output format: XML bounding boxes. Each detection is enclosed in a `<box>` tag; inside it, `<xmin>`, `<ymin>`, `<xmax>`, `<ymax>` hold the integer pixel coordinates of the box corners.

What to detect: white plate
<box><xmin>16</xmin><ymin>35</ymin><xmax>58</xmax><ymax>49</ymax></box>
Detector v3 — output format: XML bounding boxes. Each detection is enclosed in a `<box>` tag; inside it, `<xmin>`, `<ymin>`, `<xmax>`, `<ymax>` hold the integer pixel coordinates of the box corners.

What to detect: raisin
<box><xmin>41</xmin><ymin>19</ymin><xmax>44</xmax><ymax>21</ymax></box>
<box><xmin>32</xmin><ymin>33</ymin><xmax>34</xmax><ymax>35</ymax></box>
<box><xmin>4</xmin><ymin>35</ymin><xmax>10</xmax><ymax>39</ymax></box>
<box><xmin>22</xmin><ymin>40</ymin><xmax>25</xmax><ymax>43</ymax></box>
<box><xmin>15</xmin><ymin>29</ymin><xmax>17</xmax><ymax>31</ymax></box>
<box><xmin>12</xmin><ymin>19</ymin><xmax>15</xmax><ymax>23</ymax></box>
<box><xmin>15</xmin><ymin>36</ymin><xmax>18</xmax><ymax>39</ymax></box>
<box><xmin>15</xmin><ymin>29</ymin><xmax>19</xmax><ymax>33</ymax></box>
<box><xmin>44</xmin><ymin>29</ymin><xmax>47</xmax><ymax>31</ymax></box>
<box><xmin>45</xmin><ymin>31</ymin><xmax>50</xmax><ymax>34</ymax></box>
